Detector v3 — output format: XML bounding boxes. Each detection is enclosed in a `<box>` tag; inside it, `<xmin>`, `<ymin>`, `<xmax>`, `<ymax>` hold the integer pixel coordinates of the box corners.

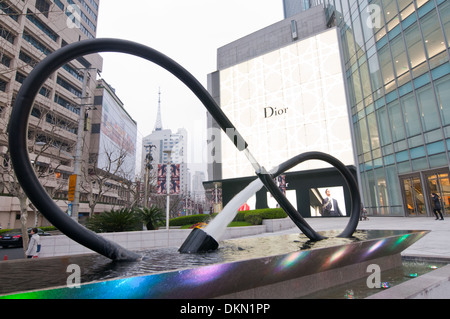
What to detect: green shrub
<box><xmin>86</xmin><ymin>208</ymin><xmax>142</xmax><ymax>233</ymax></box>
<box><xmin>233</xmin><ymin>212</ymin><xmax>247</xmax><ymax>222</ymax></box>
<box><xmin>242</xmin><ymin>208</ymin><xmax>288</xmax><ymax>225</ymax></box>
<box><xmin>0</xmin><ymin>226</ymin><xmax>57</xmax><ymax>234</ymax></box>
<box><xmin>169</xmin><ymin>214</ymin><xmax>211</xmax><ymax>227</ymax></box>
<box><xmin>0</xmin><ymin>229</ymin><xmax>13</xmax><ymax>235</ymax></box>
<box><xmin>39</xmin><ymin>226</ymin><xmax>57</xmax><ymax>232</ymax></box>
<box><xmin>244</xmin><ymin>213</ymin><xmax>263</xmax><ymax>225</ymax></box>
<box><xmin>135</xmin><ymin>205</ymin><xmax>165</xmax><ymax>230</ymax></box>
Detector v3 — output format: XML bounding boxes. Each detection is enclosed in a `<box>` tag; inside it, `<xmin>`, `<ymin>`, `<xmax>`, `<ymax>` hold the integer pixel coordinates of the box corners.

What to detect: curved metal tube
<box><xmin>9</xmin><ymin>38</ymin><xmax>361</xmax><ymax>261</ymax></box>
<box><xmin>180</xmin><ymin>151</ymin><xmax>361</xmax><ymax>252</ymax></box>
<box><xmin>269</xmin><ymin>151</ymin><xmax>361</xmax><ymax>239</ymax></box>
<box><xmin>9</xmin><ymin>38</ymin><xmax>248</xmax><ymax>261</ymax></box>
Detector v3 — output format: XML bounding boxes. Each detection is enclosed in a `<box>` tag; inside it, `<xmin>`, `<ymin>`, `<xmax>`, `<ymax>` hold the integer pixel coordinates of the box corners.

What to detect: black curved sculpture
<box><xmin>179</xmin><ymin>151</ymin><xmax>361</xmax><ymax>253</ymax></box>
<box><xmin>265</xmin><ymin>151</ymin><xmax>361</xmax><ymax>239</ymax></box>
<box><xmin>9</xmin><ymin>38</ymin><xmax>361</xmax><ymax>261</ymax></box>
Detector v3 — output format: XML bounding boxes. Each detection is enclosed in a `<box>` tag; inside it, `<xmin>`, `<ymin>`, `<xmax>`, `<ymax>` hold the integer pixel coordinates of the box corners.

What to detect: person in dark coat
<box><xmin>432</xmin><ymin>193</ymin><xmax>444</xmax><ymax>220</ymax></box>
<box><xmin>322</xmin><ymin>189</ymin><xmax>343</xmax><ymax>217</ymax></box>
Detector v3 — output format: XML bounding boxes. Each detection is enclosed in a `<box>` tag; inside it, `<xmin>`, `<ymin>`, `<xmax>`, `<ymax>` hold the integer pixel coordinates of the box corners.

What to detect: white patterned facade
<box><xmin>219</xmin><ymin>28</ymin><xmax>355</xmax><ymax>180</ymax></box>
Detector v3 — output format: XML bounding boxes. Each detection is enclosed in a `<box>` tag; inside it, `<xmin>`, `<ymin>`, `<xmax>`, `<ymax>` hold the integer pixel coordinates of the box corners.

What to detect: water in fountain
<box><xmin>0</xmin><ymin>230</ymin><xmax>436</xmax><ymax>297</ymax></box>
<box><xmin>204</xmin><ymin>178</ymin><xmax>264</xmax><ymax>241</ymax></box>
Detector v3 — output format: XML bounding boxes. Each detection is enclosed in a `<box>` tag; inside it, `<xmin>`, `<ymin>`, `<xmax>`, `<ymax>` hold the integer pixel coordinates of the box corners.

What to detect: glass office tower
<box><xmin>284</xmin><ymin>0</ymin><xmax>326</xmax><ymax>17</ymax></box>
<box><xmin>323</xmin><ymin>0</ymin><xmax>450</xmax><ymax>216</ymax></box>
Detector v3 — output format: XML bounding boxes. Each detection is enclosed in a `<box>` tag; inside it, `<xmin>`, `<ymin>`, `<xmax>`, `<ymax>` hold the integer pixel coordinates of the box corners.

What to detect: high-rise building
<box><xmin>208</xmin><ymin>0</ymin><xmax>450</xmax><ymax>218</ymax></box>
<box><xmin>322</xmin><ymin>0</ymin><xmax>450</xmax><ymax>217</ymax></box>
<box><xmin>0</xmin><ymin>1</ymin><xmax>135</xmax><ymax>228</ymax></box>
<box><xmin>207</xmin><ymin>5</ymin><xmax>356</xmax><ymax>215</ymax></box>
<box><xmin>142</xmin><ymin>92</ymin><xmax>189</xmax><ymax>196</ymax></box>
<box><xmin>283</xmin><ymin>0</ymin><xmax>325</xmax><ymax>18</ymax></box>
<box><xmin>191</xmin><ymin>171</ymin><xmax>206</xmax><ymax>201</ymax></box>
<box><xmin>91</xmin><ymin>79</ymin><xmax>137</xmax><ymax>179</ymax></box>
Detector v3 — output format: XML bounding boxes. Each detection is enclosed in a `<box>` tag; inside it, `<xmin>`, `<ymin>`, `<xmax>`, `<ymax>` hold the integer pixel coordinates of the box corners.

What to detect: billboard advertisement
<box><xmin>98</xmin><ymin>88</ymin><xmax>137</xmax><ymax>179</ymax></box>
<box><xmin>157</xmin><ymin>164</ymin><xmax>181</xmax><ymax>195</ymax></box>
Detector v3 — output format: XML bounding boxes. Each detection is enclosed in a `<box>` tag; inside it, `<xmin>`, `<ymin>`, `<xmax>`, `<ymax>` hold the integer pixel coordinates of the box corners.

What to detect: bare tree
<box><xmin>118</xmin><ymin>169</ymin><xmax>139</xmax><ymax>209</ymax></box>
<box><xmin>81</xmin><ymin>141</ymin><xmax>134</xmax><ymax>217</ymax></box>
<box><xmin>0</xmin><ymin>105</ymin><xmax>76</xmax><ymax>255</ymax></box>
<box><xmin>0</xmin><ymin>0</ymin><xmax>101</xmax><ymax>255</ymax></box>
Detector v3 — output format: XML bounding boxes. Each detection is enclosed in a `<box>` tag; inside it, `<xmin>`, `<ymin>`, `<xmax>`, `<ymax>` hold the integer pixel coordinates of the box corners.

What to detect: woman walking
<box><xmin>432</xmin><ymin>193</ymin><xmax>444</xmax><ymax>220</ymax></box>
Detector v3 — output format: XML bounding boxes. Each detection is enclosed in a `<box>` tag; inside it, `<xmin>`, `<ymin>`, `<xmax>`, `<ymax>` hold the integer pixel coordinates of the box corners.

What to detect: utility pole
<box><xmin>144</xmin><ymin>144</ymin><xmax>155</xmax><ymax>208</ymax></box>
<box><xmin>71</xmin><ymin>68</ymin><xmax>93</xmax><ymax>222</ymax></box>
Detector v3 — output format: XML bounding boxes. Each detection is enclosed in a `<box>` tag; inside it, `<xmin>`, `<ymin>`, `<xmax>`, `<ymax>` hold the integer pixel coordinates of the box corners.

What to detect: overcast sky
<box><xmin>95</xmin><ymin>1</ymin><xmax>283</xmax><ymax>175</ymax></box>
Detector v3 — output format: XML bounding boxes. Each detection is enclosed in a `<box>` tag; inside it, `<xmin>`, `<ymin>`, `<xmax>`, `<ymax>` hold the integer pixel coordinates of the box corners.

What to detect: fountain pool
<box><xmin>0</xmin><ymin>229</ymin><xmax>428</xmax><ymax>299</ymax></box>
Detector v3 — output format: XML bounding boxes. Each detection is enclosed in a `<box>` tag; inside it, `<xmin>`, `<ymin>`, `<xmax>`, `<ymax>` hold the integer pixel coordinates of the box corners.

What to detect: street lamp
<box><xmin>163</xmin><ymin>148</ymin><xmax>172</xmax><ymax>230</ymax></box>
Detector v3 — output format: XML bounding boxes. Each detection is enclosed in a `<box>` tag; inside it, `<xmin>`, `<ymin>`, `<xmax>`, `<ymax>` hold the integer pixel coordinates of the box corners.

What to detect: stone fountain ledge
<box><xmin>39</xmin><ymin>218</ymin><xmax>296</xmax><ymax>258</ymax></box>
<box><xmin>367</xmin><ymin>261</ymin><xmax>450</xmax><ymax>299</ymax></box>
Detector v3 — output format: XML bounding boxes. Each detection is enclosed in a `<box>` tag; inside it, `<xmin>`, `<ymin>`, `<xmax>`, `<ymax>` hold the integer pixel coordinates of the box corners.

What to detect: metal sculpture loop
<box><xmin>8</xmin><ymin>38</ymin><xmax>361</xmax><ymax>261</ymax></box>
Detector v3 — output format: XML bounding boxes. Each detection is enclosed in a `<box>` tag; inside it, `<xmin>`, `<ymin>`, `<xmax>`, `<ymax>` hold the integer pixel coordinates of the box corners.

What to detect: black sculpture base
<box><xmin>178</xmin><ymin>228</ymin><xmax>219</xmax><ymax>254</ymax></box>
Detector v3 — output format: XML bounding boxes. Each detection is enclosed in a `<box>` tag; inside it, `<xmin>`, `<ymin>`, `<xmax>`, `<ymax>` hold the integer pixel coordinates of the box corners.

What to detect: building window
<box><xmin>26</xmin><ymin>10</ymin><xmax>59</xmax><ymax>42</ymax></box>
<box><xmin>54</xmin><ymin>94</ymin><xmax>80</xmax><ymax>115</ymax></box>
<box><xmin>0</xmin><ymin>79</ymin><xmax>7</xmax><ymax>92</ymax></box>
<box><xmin>390</xmin><ymin>34</ymin><xmax>409</xmax><ymax>78</ymax></box>
<box><xmin>62</xmin><ymin>64</ymin><xmax>84</xmax><ymax>82</ymax></box>
<box><xmin>0</xmin><ymin>24</ymin><xmax>16</xmax><ymax>44</ymax></box>
<box><xmin>416</xmin><ymin>84</ymin><xmax>440</xmax><ymax>132</ymax></box>
<box><xmin>19</xmin><ymin>50</ymin><xmax>39</xmax><ymax>68</ymax></box>
<box><xmin>440</xmin><ymin>2</ymin><xmax>450</xmax><ymax>46</ymax></box>
<box><xmin>378</xmin><ymin>44</ymin><xmax>395</xmax><ymax>87</ymax></box>
<box><xmin>15</xmin><ymin>72</ymin><xmax>26</xmax><ymax>84</ymax></box>
<box><xmin>22</xmin><ymin>31</ymin><xmax>53</xmax><ymax>56</ymax></box>
<box><xmin>54</xmin><ymin>0</ymin><xmax>64</xmax><ymax>11</ymax></box>
<box><xmin>31</xmin><ymin>107</ymin><xmax>42</xmax><ymax>118</ymax></box>
<box><xmin>400</xmin><ymin>93</ymin><xmax>422</xmax><ymax>137</ymax></box>
<box><xmin>39</xmin><ymin>86</ymin><xmax>51</xmax><ymax>99</ymax></box>
<box><xmin>420</xmin><ymin>8</ymin><xmax>447</xmax><ymax>59</ymax></box>
<box><xmin>434</xmin><ymin>74</ymin><xmax>450</xmax><ymax>126</ymax></box>
<box><xmin>387</xmin><ymin>100</ymin><xmax>406</xmax><ymax>142</ymax></box>
<box><xmin>56</xmin><ymin>76</ymin><xmax>82</xmax><ymax>97</ymax></box>
<box><xmin>1</xmin><ymin>53</ymin><xmax>12</xmax><ymax>67</ymax></box>
<box><xmin>404</xmin><ymin>23</ymin><xmax>426</xmax><ymax>70</ymax></box>
<box><xmin>0</xmin><ymin>2</ymin><xmax>19</xmax><ymax>21</ymax></box>
<box><xmin>35</xmin><ymin>0</ymin><xmax>51</xmax><ymax>18</ymax></box>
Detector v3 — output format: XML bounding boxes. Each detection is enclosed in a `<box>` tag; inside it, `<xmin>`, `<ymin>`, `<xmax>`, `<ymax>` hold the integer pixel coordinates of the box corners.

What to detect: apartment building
<box><xmin>0</xmin><ymin>0</ymin><xmax>107</xmax><ymax>228</ymax></box>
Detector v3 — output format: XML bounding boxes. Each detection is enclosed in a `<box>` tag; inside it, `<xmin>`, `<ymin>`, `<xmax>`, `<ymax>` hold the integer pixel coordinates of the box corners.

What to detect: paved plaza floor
<box><xmin>256</xmin><ymin>216</ymin><xmax>450</xmax><ymax>258</ymax></box>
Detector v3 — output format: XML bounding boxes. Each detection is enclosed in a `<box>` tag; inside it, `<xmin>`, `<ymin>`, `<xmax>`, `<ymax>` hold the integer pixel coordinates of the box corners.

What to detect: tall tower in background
<box><xmin>142</xmin><ymin>90</ymin><xmax>189</xmax><ymax>195</ymax></box>
<box><xmin>154</xmin><ymin>88</ymin><xmax>163</xmax><ymax>132</ymax></box>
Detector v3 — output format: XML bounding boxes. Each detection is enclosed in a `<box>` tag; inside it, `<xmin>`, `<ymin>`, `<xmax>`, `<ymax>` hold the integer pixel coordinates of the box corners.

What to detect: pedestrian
<box><xmin>322</xmin><ymin>189</ymin><xmax>343</xmax><ymax>217</ymax></box>
<box><xmin>360</xmin><ymin>205</ymin><xmax>369</xmax><ymax>221</ymax></box>
<box><xmin>431</xmin><ymin>193</ymin><xmax>444</xmax><ymax>220</ymax></box>
<box><xmin>26</xmin><ymin>228</ymin><xmax>41</xmax><ymax>258</ymax></box>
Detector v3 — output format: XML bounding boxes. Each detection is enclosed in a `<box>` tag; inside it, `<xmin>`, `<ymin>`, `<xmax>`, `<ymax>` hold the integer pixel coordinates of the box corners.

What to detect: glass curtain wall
<box><xmin>324</xmin><ymin>0</ymin><xmax>450</xmax><ymax>216</ymax></box>
<box><xmin>284</xmin><ymin>0</ymin><xmax>326</xmax><ymax>18</ymax></box>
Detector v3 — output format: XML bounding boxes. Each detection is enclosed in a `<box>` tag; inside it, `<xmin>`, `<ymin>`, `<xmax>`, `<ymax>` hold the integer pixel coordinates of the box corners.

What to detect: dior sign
<box><xmin>264</xmin><ymin>107</ymin><xmax>289</xmax><ymax>119</ymax></box>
